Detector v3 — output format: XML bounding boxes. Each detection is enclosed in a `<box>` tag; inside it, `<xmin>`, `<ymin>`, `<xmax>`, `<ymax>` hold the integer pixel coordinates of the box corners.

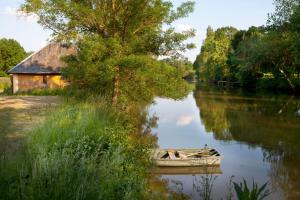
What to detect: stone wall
<box><xmin>13</xmin><ymin>74</ymin><xmax>66</xmax><ymax>93</ymax></box>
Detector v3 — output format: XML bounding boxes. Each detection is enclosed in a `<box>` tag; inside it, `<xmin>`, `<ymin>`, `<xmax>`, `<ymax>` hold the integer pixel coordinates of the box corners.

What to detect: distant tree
<box><xmin>0</xmin><ymin>38</ymin><xmax>27</xmax><ymax>75</ymax></box>
<box><xmin>261</xmin><ymin>30</ymin><xmax>298</xmax><ymax>91</ymax></box>
<box><xmin>290</xmin><ymin>4</ymin><xmax>300</xmax><ymax>77</ymax></box>
<box><xmin>163</xmin><ymin>57</ymin><xmax>195</xmax><ymax>80</ymax></box>
<box><xmin>193</xmin><ymin>0</ymin><xmax>300</xmax><ymax>92</ymax></box>
<box><xmin>229</xmin><ymin>27</ymin><xmax>265</xmax><ymax>87</ymax></box>
<box><xmin>194</xmin><ymin>26</ymin><xmax>237</xmax><ymax>82</ymax></box>
<box><xmin>193</xmin><ymin>26</ymin><xmax>215</xmax><ymax>80</ymax></box>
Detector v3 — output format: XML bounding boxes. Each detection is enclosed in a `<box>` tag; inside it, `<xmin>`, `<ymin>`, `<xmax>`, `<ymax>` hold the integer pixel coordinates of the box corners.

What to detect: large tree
<box><xmin>22</xmin><ymin>0</ymin><xmax>196</xmax><ymax>105</ymax></box>
<box><xmin>228</xmin><ymin>27</ymin><xmax>265</xmax><ymax>87</ymax></box>
<box><xmin>0</xmin><ymin>38</ymin><xmax>27</xmax><ymax>75</ymax></box>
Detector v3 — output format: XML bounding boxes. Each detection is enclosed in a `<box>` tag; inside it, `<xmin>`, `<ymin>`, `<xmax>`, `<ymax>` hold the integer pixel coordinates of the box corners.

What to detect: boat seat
<box><xmin>177</xmin><ymin>151</ymin><xmax>188</xmax><ymax>159</ymax></box>
<box><xmin>168</xmin><ymin>150</ymin><xmax>177</xmax><ymax>159</ymax></box>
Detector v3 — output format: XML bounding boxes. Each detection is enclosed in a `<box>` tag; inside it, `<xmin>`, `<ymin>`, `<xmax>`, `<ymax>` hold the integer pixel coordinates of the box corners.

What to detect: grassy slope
<box><xmin>0</xmin><ymin>100</ymin><xmax>158</xmax><ymax>200</ymax></box>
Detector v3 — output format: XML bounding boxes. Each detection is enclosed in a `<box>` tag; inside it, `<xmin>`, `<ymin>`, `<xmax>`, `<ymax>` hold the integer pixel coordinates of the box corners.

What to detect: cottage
<box><xmin>7</xmin><ymin>43</ymin><xmax>76</xmax><ymax>93</ymax></box>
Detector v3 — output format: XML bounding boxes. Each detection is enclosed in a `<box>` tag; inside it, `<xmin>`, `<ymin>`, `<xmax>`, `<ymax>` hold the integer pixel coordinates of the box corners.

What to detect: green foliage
<box><xmin>233</xmin><ymin>179</ymin><xmax>270</xmax><ymax>200</ymax></box>
<box><xmin>0</xmin><ymin>101</ymin><xmax>158</xmax><ymax>200</ymax></box>
<box><xmin>21</xmin><ymin>0</ymin><xmax>195</xmax><ymax>57</ymax></box>
<box><xmin>290</xmin><ymin>4</ymin><xmax>300</xmax><ymax>73</ymax></box>
<box><xmin>0</xmin><ymin>71</ymin><xmax>8</xmax><ymax>77</ymax></box>
<box><xmin>193</xmin><ymin>26</ymin><xmax>237</xmax><ymax>82</ymax></box>
<box><xmin>229</xmin><ymin>27</ymin><xmax>265</xmax><ymax>87</ymax></box>
<box><xmin>63</xmin><ymin>35</ymin><xmax>193</xmax><ymax>107</ymax></box>
<box><xmin>0</xmin><ymin>38</ymin><xmax>27</xmax><ymax>74</ymax></box>
<box><xmin>16</xmin><ymin>88</ymin><xmax>65</xmax><ymax>96</ymax></box>
<box><xmin>22</xmin><ymin>0</ymin><xmax>196</xmax><ymax>104</ymax></box>
<box><xmin>162</xmin><ymin>57</ymin><xmax>195</xmax><ymax>80</ymax></box>
<box><xmin>267</xmin><ymin>0</ymin><xmax>300</xmax><ymax>28</ymax></box>
<box><xmin>194</xmin><ymin>0</ymin><xmax>300</xmax><ymax>92</ymax></box>
<box><xmin>0</xmin><ymin>77</ymin><xmax>11</xmax><ymax>94</ymax></box>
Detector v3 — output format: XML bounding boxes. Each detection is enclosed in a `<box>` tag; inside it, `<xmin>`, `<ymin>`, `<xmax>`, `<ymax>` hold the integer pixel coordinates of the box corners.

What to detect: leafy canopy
<box><xmin>21</xmin><ymin>0</ymin><xmax>195</xmax><ymax>58</ymax></box>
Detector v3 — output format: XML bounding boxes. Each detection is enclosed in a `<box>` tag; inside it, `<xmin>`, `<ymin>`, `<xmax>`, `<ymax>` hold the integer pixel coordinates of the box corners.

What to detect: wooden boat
<box><xmin>153</xmin><ymin>148</ymin><xmax>222</xmax><ymax>167</ymax></box>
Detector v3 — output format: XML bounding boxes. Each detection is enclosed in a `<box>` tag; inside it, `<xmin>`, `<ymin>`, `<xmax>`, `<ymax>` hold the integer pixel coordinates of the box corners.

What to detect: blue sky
<box><xmin>0</xmin><ymin>0</ymin><xmax>274</xmax><ymax>61</ymax></box>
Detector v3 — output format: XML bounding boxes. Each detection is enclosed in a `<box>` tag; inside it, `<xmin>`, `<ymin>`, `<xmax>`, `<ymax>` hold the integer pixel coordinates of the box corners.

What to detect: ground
<box><xmin>0</xmin><ymin>96</ymin><xmax>61</xmax><ymax>157</ymax></box>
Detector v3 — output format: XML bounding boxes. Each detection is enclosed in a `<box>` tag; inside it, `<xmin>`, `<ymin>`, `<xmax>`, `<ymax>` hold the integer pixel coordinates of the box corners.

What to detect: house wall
<box><xmin>47</xmin><ymin>75</ymin><xmax>66</xmax><ymax>89</ymax></box>
<box><xmin>12</xmin><ymin>74</ymin><xmax>66</xmax><ymax>93</ymax></box>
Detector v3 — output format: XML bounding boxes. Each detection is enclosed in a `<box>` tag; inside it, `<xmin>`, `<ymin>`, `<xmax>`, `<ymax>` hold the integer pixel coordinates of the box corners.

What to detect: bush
<box><xmin>0</xmin><ymin>71</ymin><xmax>8</xmax><ymax>77</ymax></box>
<box><xmin>0</xmin><ymin>101</ymin><xmax>157</xmax><ymax>200</ymax></box>
<box><xmin>0</xmin><ymin>77</ymin><xmax>11</xmax><ymax>94</ymax></box>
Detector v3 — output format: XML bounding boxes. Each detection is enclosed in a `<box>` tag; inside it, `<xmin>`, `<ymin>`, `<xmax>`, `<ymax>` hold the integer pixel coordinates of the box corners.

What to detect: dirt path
<box><xmin>0</xmin><ymin>96</ymin><xmax>61</xmax><ymax>156</ymax></box>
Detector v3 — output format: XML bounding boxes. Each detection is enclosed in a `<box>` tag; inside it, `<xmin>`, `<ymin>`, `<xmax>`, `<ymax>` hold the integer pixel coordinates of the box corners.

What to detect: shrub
<box><xmin>0</xmin><ymin>71</ymin><xmax>8</xmax><ymax>77</ymax></box>
<box><xmin>0</xmin><ymin>77</ymin><xmax>11</xmax><ymax>94</ymax></box>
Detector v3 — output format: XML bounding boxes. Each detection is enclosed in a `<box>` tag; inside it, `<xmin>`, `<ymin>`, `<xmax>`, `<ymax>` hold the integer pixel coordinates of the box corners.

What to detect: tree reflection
<box><xmin>194</xmin><ymin>86</ymin><xmax>300</xmax><ymax>199</ymax></box>
<box><xmin>129</xmin><ymin>81</ymin><xmax>194</xmax><ymax>198</ymax></box>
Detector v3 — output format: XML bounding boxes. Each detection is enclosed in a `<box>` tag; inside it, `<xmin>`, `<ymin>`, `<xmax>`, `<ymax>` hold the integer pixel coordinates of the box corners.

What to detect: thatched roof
<box><xmin>8</xmin><ymin>43</ymin><xmax>76</xmax><ymax>75</ymax></box>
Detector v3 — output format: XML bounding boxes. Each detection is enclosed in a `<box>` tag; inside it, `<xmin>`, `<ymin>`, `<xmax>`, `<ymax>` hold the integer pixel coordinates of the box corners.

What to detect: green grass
<box><xmin>0</xmin><ymin>77</ymin><xmax>11</xmax><ymax>94</ymax></box>
<box><xmin>14</xmin><ymin>88</ymin><xmax>71</xmax><ymax>96</ymax></box>
<box><xmin>0</xmin><ymin>99</ymin><xmax>157</xmax><ymax>200</ymax></box>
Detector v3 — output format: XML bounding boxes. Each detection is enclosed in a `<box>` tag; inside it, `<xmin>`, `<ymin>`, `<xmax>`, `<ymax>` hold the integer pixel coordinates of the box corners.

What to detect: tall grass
<box><xmin>0</xmin><ymin>100</ymin><xmax>157</xmax><ymax>200</ymax></box>
<box><xmin>0</xmin><ymin>77</ymin><xmax>11</xmax><ymax>94</ymax></box>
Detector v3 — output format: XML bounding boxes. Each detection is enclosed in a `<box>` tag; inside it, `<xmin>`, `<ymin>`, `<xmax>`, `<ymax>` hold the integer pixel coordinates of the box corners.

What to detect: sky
<box><xmin>0</xmin><ymin>0</ymin><xmax>275</xmax><ymax>61</ymax></box>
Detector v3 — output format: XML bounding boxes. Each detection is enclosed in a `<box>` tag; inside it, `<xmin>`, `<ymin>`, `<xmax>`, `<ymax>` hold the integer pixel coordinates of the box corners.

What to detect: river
<box><xmin>149</xmin><ymin>86</ymin><xmax>300</xmax><ymax>200</ymax></box>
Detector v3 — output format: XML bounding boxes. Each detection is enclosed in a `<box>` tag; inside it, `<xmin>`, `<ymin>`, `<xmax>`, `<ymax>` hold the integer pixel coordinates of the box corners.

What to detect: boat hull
<box><xmin>153</xmin><ymin>148</ymin><xmax>222</xmax><ymax>167</ymax></box>
<box><xmin>152</xmin><ymin>166</ymin><xmax>222</xmax><ymax>175</ymax></box>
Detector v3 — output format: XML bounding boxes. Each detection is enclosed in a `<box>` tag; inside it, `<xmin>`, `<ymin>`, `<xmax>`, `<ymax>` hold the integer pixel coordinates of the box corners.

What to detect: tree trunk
<box><xmin>279</xmin><ymin>68</ymin><xmax>295</xmax><ymax>92</ymax></box>
<box><xmin>112</xmin><ymin>66</ymin><xmax>120</xmax><ymax>105</ymax></box>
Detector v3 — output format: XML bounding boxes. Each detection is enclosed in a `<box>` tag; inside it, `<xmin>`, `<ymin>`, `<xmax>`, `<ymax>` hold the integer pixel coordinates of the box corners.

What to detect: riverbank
<box><xmin>197</xmin><ymin>81</ymin><xmax>300</xmax><ymax>96</ymax></box>
<box><xmin>0</xmin><ymin>97</ymin><xmax>164</xmax><ymax>199</ymax></box>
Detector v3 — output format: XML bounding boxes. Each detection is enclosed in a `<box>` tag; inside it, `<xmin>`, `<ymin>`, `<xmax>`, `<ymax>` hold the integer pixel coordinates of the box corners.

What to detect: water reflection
<box><xmin>150</xmin><ymin>86</ymin><xmax>300</xmax><ymax>200</ymax></box>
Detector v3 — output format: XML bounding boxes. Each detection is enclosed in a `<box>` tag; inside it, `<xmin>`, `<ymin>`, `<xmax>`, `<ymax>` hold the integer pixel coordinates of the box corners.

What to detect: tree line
<box><xmin>0</xmin><ymin>38</ymin><xmax>29</xmax><ymax>77</ymax></box>
<box><xmin>193</xmin><ymin>0</ymin><xmax>300</xmax><ymax>93</ymax></box>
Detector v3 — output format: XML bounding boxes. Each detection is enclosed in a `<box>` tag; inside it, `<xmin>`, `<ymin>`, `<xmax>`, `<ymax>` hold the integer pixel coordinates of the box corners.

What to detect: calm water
<box><xmin>149</xmin><ymin>87</ymin><xmax>300</xmax><ymax>200</ymax></box>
